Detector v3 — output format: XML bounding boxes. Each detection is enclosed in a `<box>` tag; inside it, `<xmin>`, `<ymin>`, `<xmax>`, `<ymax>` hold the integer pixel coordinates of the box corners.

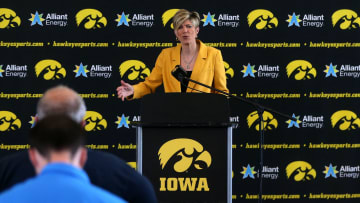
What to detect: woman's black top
<box><xmin>181</xmin><ymin>71</ymin><xmax>192</xmax><ymax>93</ymax></box>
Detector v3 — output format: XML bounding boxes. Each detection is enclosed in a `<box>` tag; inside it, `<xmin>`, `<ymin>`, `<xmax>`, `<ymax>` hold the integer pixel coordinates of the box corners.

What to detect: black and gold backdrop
<box><xmin>0</xmin><ymin>0</ymin><xmax>359</xmax><ymax>202</ymax></box>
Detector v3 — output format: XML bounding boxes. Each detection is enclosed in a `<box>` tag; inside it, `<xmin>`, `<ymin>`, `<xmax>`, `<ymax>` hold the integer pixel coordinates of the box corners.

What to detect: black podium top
<box><xmin>138</xmin><ymin>93</ymin><xmax>231</xmax><ymax>127</ymax></box>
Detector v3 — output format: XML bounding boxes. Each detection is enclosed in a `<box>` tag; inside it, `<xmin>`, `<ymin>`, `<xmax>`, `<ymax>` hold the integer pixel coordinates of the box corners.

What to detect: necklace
<box><xmin>181</xmin><ymin>50</ymin><xmax>197</xmax><ymax>70</ymax></box>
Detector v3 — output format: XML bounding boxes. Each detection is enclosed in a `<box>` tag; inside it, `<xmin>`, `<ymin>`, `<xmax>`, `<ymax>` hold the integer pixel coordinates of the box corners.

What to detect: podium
<box><xmin>135</xmin><ymin>93</ymin><xmax>232</xmax><ymax>203</ymax></box>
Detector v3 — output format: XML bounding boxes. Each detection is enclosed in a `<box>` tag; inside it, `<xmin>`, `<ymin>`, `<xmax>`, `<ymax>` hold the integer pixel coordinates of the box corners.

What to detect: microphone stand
<box><xmin>181</xmin><ymin>75</ymin><xmax>296</xmax><ymax>203</ymax></box>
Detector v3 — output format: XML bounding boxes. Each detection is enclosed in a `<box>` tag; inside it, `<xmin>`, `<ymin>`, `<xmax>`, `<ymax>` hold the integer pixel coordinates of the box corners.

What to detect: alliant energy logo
<box><xmin>247</xmin><ymin>111</ymin><xmax>278</xmax><ymax>131</ymax></box>
<box><xmin>35</xmin><ymin>59</ymin><xmax>66</xmax><ymax>80</ymax></box>
<box><xmin>241</xmin><ymin>63</ymin><xmax>279</xmax><ymax>78</ymax></box>
<box><xmin>331</xmin><ymin>110</ymin><xmax>360</xmax><ymax>131</ymax></box>
<box><xmin>286</xmin><ymin>60</ymin><xmax>317</xmax><ymax>80</ymax></box>
<box><xmin>260</xmin><ymin>166</ymin><xmax>279</xmax><ymax>180</ymax></box>
<box><xmin>323</xmin><ymin>63</ymin><xmax>339</xmax><ymax>78</ymax></box>
<box><xmin>241</xmin><ymin>63</ymin><xmax>256</xmax><ymax>78</ymax></box>
<box><xmin>29</xmin><ymin>11</ymin><xmax>44</xmax><ymax>26</ymax></box>
<box><xmin>286</xmin><ymin>114</ymin><xmax>324</xmax><ymax>129</ymax></box>
<box><xmin>332</xmin><ymin>9</ymin><xmax>360</xmax><ymax>30</ymax></box>
<box><xmin>241</xmin><ymin>164</ymin><xmax>257</xmax><ymax>179</ymax></box>
<box><xmin>115</xmin><ymin>114</ymin><xmax>140</xmax><ymax>129</ymax></box>
<box><xmin>158</xmin><ymin>138</ymin><xmax>211</xmax><ymax>192</ymax></box>
<box><xmin>335</xmin><ymin>63</ymin><xmax>360</xmax><ymax>78</ymax></box>
<box><xmin>115</xmin><ymin>11</ymin><xmax>154</xmax><ymax>27</ymax></box>
<box><xmin>338</xmin><ymin>165</ymin><xmax>359</xmax><ymax>179</ymax></box>
<box><xmin>115</xmin><ymin>114</ymin><xmax>130</xmax><ymax>128</ymax></box>
<box><xmin>324</xmin><ymin>63</ymin><xmax>360</xmax><ymax>78</ymax></box>
<box><xmin>29</xmin><ymin>115</ymin><xmax>37</xmax><ymax>128</ymax></box>
<box><xmin>115</xmin><ymin>12</ymin><xmax>131</xmax><ymax>27</ymax></box>
<box><xmin>0</xmin><ymin>64</ymin><xmax>27</xmax><ymax>78</ymax></box>
<box><xmin>162</xmin><ymin>9</ymin><xmax>179</xmax><ymax>29</ymax></box>
<box><xmin>29</xmin><ymin>11</ymin><xmax>67</xmax><ymax>27</ymax></box>
<box><xmin>0</xmin><ymin>111</ymin><xmax>21</xmax><ymax>131</ymax></box>
<box><xmin>301</xmin><ymin>13</ymin><xmax>324</xmax><ymax>27</ymax></box>
<box><xmin>321</xmin><ymin>62</ymin><xmax>360</xmax><ymax>78</ymax></box>
<box><xmin>119</xmin><ymin>60</ymin><xmax>150</xmax><ymax>81</ymax></box>
<box><xmin>0</xmin><ymin>8</ymin><xmax>21</xmax><ymax>29</ymax></box>
<box><xmin>76</xmin><ymin>9</ymin><xmax>107</xmax><ymax>29</ymax></box>
<box><xmin>224</xmin><ymin>61</ymin><xmax>234</xmax><ymax>79</ymax></box>
<box><xmin>286</xmin><ymin>12</ymin><xmax>302</xmax><ymax>27</ymax></box>
<box><xmin>241</xmin><ymin>165</ymin><xmax>279</xmax><ymax>180</ymax></box>
<box><xmin>201</xmin><ymin>12</ymin><xmax>240</xmax><ymax>27</ymax></box>
<box><xmin>323</xmin><ymin>163</ymin><xmax>339</xmax><ymax>178</ymax></box>
<box><xmin>286</xmin><ymin>12</ymin><xmax>324</xmax><ymax>28</ymax></box>
<box><xmin>217</xmin><ymin>13</ymin><xmax>239</xmax><ymax>27</ymax></box>
<box><xmin>201</xmin><ymin>12</ymin><xmax>217</xmax><ymax>27</ymax></box>
<box><xmin>286</xmin><ymin>114</ymin><xmax>302</xmax><ymax>128</ymax></box>
<box><xmin>302</xmin><ymin>115</ymin><xmax>324</xmax><ymax>128</ymax></box>
<box><xmin>73</xmin><ymin>63</ymin><xmax>89</xmax><ymax>78</ymax></box>
<box><xmin>247</xmin><ymin>9</ymin><xmax>278</xmax><ymax>30</ymax></box>
<box><xmin>286</xmin><ymin>161</ymin><xmax>316</xmax><ymax>182</ymax></box>
<box><xmin>83</xmin><ymin>111</ymin><xmax>107</xmax><ymax>131</ymax></box>
<box><xmin>74</xmin><ymin>63</ymin><xmax>112</xmax><ymax>78</ymax></box>
<box><xmin>230</xmin><ymin>116</ymin><xmax>239</xmax><ymax>128</ymax></box>
<box><xmin>324</xmin><ymin>163</ymin><xmax>360</xmax><ymax>179</ymax></box>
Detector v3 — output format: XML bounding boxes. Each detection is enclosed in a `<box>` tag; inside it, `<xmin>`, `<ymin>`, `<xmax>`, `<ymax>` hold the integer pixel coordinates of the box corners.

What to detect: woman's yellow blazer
<box><xmin>132</xmin><ymin>40</ymin><xmax>229</xmax><ymax>99</ymax></box>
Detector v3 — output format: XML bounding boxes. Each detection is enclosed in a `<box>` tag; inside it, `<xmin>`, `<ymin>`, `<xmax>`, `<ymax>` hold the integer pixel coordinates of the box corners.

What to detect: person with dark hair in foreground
<box><xmin>0</xmin><ymin>115</ymin><xmax>126</xmax><ymax>203</ymax></box>
<box><xmin>0</xmin><ymin>85</ymin><xmax>157</xmax><ymax>203</ymax></box>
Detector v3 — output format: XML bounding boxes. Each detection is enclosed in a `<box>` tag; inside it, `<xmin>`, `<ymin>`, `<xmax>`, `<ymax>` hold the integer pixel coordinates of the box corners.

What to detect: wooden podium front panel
<box><xmin>142</xmin><ymin>127</ymin><xmax>228</xmax><ymax>203</ymax></box>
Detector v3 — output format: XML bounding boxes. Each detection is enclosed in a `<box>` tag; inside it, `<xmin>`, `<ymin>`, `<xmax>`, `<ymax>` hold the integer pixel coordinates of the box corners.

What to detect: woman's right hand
<box><xmin>116</xmin><ymin>80</ymin><xmax>134</xmax><ymax>101</ymax></box>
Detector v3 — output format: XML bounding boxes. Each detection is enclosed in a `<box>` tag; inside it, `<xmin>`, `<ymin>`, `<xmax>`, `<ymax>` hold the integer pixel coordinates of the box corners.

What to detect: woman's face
<box><xmin>175</xmin><ymin>19</ymin><xmax>199</xmax><ymax>45</ymax></box>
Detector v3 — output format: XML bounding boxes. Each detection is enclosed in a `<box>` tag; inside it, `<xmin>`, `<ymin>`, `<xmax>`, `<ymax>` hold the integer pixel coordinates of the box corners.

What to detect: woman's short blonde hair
<box><xmin>173</xmin><ymin>9</ymin><xmax>200</xmax><ymax>31</ymax></box>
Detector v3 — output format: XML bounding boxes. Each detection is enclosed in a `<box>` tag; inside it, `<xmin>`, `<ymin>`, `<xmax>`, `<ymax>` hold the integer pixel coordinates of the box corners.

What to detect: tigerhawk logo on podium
<box><xmin>119</xmin><ymin>60</ymin><xmax>150</xmax><ymax>81</ymax></box>
<box><xmin>247</xmin><ymin>111</ymin><xmax>278</xmax><ymax>131</ymax></box>
<box><xmin>0</xmin><ymin>8</ymin><xmax>21</xmax><ymax>29</ymax></box>
<box><xmin>247</xmin><ymin>9</ymin><xmax>278</xmax><ymax>30</ymax></box>
<box><xmin>76</xmin><ymin>9</ymin><xmax>107</xmax><ymax>29</ymax></box>
<box><xmin>162</xmin><ymin>9</ymin><xmax>180</xmax><ymax>29</ymax></box>
<box><xmin>332</xmin><ymin>9</ymin><xmax>360</xmax><ymax>30</ymax></box>
<box><xmin>83</xmin><ymin>111</ymin><xmax>107</xmax><ymax>131</ymax></box>
<box><xmin>286</xmin><ymin>60</ymin><xmax>317</xmax><ymax>80</ymax></box>
<box><xmin>35</xmin><ymin>59</ymin><xmax>66</xmax><ymax>80</ymax></box>
<box><xmin>331</xmin><ymin>110</ymin><xmax>360</xmax><ymax>131</ymax></box>
<box><xmin>0</xmin><ymin>111</ymin><xmax>21</xmax><ymax>131</ymax></box>
<box><xmin>286</xmin><ymin>161</ymin><xmax>316</xmax><ymax>182</ymax></box>
<box><xmin>158</xmin><ymin>138</ymin><xmax>211</xmax><ymax>191</ymax></box>
<box><xmin>224</xmin><ymin>61</ymin><xmax>234</xmax><ymax>79</ymax></box>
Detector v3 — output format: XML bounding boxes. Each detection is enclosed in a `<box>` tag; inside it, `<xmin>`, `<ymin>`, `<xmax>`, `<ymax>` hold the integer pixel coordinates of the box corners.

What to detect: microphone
<box><xmin>171</xmin><ymin>65</ymin><xmax>187</xmax><ymax>82</ymax></box>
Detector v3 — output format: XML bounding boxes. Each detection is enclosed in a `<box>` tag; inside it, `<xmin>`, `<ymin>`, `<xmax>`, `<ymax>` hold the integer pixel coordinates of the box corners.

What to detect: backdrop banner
<box><xmin>0</xmin><ymin>0</ymin><xmax>359</xmax><ymax>202</ymax></box>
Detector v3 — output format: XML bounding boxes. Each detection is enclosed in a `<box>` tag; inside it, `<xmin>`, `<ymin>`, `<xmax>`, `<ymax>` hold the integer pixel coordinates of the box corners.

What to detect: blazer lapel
<box><xmin>171</xmin><ymin>43</ymin><xmax>182</xmax><ymax>91</ymax></box>
<box><xmin>188</xmin><ymin>41</ymin><xmax>207</xmax><ymax>92</ymax></box>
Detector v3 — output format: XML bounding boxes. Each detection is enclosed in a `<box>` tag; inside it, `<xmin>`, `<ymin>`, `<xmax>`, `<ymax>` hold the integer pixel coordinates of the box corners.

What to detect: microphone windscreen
<box><xmin>171</xmin><ymin>65</ymin><xmax>187</xmax><ymax>81</ymax></box>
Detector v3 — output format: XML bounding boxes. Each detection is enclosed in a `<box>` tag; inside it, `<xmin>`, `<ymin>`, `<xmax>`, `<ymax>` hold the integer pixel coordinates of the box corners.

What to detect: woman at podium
<box><xmin>116</xmin><ymin>9</ymin><xmax>228</xmax><ymax>101</ymax></box>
